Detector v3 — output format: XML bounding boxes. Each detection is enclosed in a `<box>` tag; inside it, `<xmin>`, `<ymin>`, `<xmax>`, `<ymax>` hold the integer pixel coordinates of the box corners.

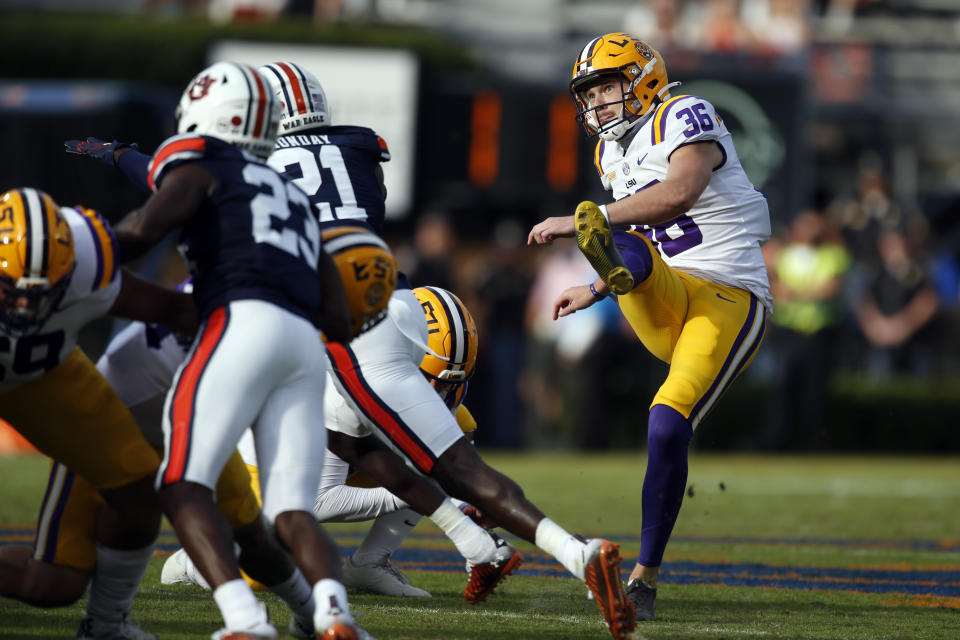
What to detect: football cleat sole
<box><xmin>584</xmin><ymin>540</ymin><xmax>637</xmax><ymax>640</ymax></box>
<box><xmin>463</xmin><ymin>551</ymin><xmax>524</xmax><ymax>604</ymax></box>
<box><xmin>575</xmin><ymin>201</ymin><xmax>634</xmax><ymax>295</ymax></box>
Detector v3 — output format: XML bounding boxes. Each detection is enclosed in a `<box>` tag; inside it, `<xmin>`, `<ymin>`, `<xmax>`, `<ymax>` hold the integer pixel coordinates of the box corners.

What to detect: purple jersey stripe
<box><xmin>78</xmin><ymin>210</ymin><xmax>105</xmax><ymax>292</ymax></box>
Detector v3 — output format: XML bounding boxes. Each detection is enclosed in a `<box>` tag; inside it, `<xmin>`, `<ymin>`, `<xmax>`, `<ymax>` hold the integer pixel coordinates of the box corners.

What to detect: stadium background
<box><xmin>1</xmin><ymin>0</ymin><xmax>959</xmax><ymax>453</ymax></box>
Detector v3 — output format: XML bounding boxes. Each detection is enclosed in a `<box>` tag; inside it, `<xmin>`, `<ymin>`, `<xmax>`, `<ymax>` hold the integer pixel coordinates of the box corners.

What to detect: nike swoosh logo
<box><xmin>608</xmin><ymin>52</ymin><xmax>622</xmax><ymax>57</ymax></box>
<box><xmin>403</xmin><ymin>520</ymin><xmax>419</xmax><ymax>527</ymax></box>
<box><xmin>637</xmin><ymin>153</ymin><xmax>648</xmax><ymax>167</ymax></box>
<box><xmin>716</xmin><ymin>293</ymin><xmax>737</xmax><ymax>303</ymax></box>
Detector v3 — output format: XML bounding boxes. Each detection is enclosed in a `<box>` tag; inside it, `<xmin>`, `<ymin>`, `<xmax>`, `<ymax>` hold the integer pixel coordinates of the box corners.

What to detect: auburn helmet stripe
<box><xmin>327</xmin><ymin>342</ymin><xmax>437</xmax><ymax>473</ymax></box>
<box><xmin>34</xmin><ymin>462</ymin><xmax>74</xmax><ymax>563</ymax></box>
<box><xmin>148</xmin><ymin>135</ymin><xmax>207</xmax><ymax>191</ymax></box>
<box><xmin>689</xmin><ymin>296</ymin><xmax>766</xmax><ymax>428</ymax></box>
<box><xmin>262</xmin><ymin>62</ymin><xmax>315</xmax><ymax>119</ymax></box>
<box><xmin>164</xmin><ymin>306</ymin><xmax>229</xmax><ymax>486</ymax></box>
<box><xmin>230</xmin><ymin>62</ymin><xmax>270</xmax><ymax>141</ymax></box>
<box><xmin>22</xmin><ymin>188</ymin><xmax>49</xmax><ymax>279</ymax></box>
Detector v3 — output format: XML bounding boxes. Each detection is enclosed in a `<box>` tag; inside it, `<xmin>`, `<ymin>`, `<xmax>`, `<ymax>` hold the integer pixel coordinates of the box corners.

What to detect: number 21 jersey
<box><xmin>595</xmin><ymin>94</ymin><xmax>773</xmax><ymax>313</ymax></box>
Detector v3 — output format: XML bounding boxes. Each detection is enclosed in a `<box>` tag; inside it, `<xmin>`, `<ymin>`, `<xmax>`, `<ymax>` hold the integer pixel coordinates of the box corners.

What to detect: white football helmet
<box><xmin>259</xmin><ymin>61</ymin><xmax>330</xmax><ymax>135</ymax></box>
<box><xmin>175</xmin><ymin>61</ymin><xmax>280</xmax><ymax>159</ymax></box>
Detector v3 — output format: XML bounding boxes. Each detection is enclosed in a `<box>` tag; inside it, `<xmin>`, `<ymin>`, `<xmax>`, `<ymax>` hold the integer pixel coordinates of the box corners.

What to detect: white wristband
<box><xmin>598</xmin><ymin>204</ymin><xmax>611</xmax><ymax>226</ymax></box>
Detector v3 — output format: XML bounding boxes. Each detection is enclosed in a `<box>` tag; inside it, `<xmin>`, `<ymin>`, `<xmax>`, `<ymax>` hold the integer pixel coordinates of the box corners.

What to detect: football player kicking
<box><xmin>528</xmin><ymin>33</ymin><xmax>772</xmax><ymax>622</ymax></box>
<box><xmin>106</xmin><ymin>62</ymin><xmax>366</xmax><ymax>640</ymax></box>
<box><xmin>0</xmin><ymin>187</ymin><xmax>196</xmax><ymax>639</ymax></box>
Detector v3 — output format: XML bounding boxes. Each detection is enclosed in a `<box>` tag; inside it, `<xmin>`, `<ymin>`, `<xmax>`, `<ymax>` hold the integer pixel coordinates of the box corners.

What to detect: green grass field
<box><xmin>2</xmin><ymin>452</ymin><xmax>958</xmax><ymax>640</ymax></box>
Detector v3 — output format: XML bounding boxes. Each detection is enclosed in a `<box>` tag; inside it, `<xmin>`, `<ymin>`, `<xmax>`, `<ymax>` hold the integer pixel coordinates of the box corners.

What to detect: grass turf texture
<box><xmin>1</xmin><ymin>452</ymin><xmax>958</xmax><ymax>639</ymax></box>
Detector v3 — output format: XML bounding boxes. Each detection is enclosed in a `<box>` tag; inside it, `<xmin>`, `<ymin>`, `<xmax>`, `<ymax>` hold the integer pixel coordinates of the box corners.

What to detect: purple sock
<box><xmin>613</xmin><ymin>229</ymin><xmax>654</xmax><ymax>285</ymax></box>
<box><xmin>638</xmin><ymin>404</ymin><xmax>693</xmax><ymax>568</ymax></box>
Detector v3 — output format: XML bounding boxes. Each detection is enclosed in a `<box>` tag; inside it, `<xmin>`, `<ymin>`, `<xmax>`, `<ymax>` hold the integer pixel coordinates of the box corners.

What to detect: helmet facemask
<box><xmin>0</xmin><ymin>269</ymin><xmax>74</xmax><ymax>336</ymax></box>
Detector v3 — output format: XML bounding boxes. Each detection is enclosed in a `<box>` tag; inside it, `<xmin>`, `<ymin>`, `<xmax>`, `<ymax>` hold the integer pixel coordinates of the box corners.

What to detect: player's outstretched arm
<box><xmin>114</xmin><ymin>164</ymin><xmax>212</xmax><ymax>263</ymax></box>
<box><xmin>109</xmin><ymin>269</ymin><xmax>198</xmax><ymax>337</ymax></box>
<box><xmin>64</xmin><ymin>136</ymin><xmax>152</xmax><ymax>193</ymax></box>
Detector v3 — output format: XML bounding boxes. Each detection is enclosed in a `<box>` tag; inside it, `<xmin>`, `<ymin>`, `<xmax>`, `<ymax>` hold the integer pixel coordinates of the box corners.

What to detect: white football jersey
<box><xmin>0</xmin><ymin>206</ymin><xmax>121</xmax><ymax>392</ymax></box>
<box><xmin>595</xmin><ymin>94</ymin><xmax>773</xmax><ymax>312</ymax></box>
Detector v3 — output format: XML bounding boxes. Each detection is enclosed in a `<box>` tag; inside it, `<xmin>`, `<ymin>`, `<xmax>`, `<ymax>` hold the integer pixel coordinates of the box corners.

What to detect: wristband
<box><xmin>598</xmin><ymin>204</ymin><xmax>611</xmax><ymax>226</ymax></box>
<box><xmin>589</xmin><ymin>282</ymin><xmax>605</xmax><ymax>301</ymax></box>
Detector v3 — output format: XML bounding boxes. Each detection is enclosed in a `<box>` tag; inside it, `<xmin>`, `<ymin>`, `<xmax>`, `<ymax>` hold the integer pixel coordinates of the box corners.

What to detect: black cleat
<box><xmin>625</xmin><ymin>578</ymin><xmax>657</xmax><ymax>621</ymax></box>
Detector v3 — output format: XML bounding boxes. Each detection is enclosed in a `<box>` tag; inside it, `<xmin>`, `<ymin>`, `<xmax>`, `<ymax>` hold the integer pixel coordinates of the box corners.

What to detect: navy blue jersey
<box><xmin>148</xmin><ymin>134</ymin><xmax>322</xmax><ymax>322</ymax></box>
<box><xmin>268</xmin><ymin>125</ymin><xmax>390</xmax><ymax>235</ymax></box>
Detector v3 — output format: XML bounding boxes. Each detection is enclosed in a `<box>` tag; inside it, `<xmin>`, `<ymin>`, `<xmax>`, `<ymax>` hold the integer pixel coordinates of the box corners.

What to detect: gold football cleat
<box><xmin>574</xmin><ymin>201</ymin><xmax>635</xmax><ymax>295</ymax></box>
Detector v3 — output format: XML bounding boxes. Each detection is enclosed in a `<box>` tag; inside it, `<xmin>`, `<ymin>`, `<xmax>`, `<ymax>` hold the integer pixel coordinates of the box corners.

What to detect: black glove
<box><xmin>64</xmin><ymin>137</ymin><xmax>138</xmax><ymax>168</ymax></box>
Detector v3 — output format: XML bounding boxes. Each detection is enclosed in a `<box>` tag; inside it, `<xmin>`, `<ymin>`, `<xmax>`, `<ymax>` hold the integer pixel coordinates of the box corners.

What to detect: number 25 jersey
<box><xmin>148</xmin><ymin>135</ymin><xmax>322</xmax><ymax>322</ymax></box>
<box><xmin>595</xmin><ymin>94</ymin><xmax>773</xmax><ymax>313</ymax></box>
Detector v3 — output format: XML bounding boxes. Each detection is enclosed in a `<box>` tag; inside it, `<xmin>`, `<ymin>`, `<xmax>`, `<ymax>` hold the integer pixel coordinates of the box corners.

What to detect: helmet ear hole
<box><xmin>647</xmin><ymin>79</ymin><xmax>659</xmax><ymax>90</ymax></box>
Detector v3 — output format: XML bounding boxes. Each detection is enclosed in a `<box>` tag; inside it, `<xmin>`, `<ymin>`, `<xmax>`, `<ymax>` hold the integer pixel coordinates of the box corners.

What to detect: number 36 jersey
<box><xmin>595</xmin><ymin>94</ymin><xmax>773</xmax><ymax>313</ymax></box>
<box><xmin>148</xmin><ymin>134</ymin><xmax>322</xmax><ymax>322</ymax></box>
<box><xmin>0</xmin><ymin>206</ymin><xmax>120</xmax><ymax>392</ymax></box>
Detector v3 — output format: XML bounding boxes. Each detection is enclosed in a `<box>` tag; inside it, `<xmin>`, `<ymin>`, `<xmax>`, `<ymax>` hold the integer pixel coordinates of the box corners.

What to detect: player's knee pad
<box><xmin>614</xmin><ymin>229</ymin><xmax>654</xmax><ymax>284</ymax></box>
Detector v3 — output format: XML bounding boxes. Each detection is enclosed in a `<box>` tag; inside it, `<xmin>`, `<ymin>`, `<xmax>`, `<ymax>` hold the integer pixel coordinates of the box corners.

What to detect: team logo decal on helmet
<box><xmin>187</xmin><ymin>75</ymin><xmax>217</xmax><ymax>101</ymax></box>
<box><xmin>321</xmin><ymin>225</ymin><xmax>397</xmax><ymax>337</ymax></box>
<box><xmin>0</xmin><ymin>188</ymin><xmax>75</xmax><ymax>335</ymax></box>
<box><xmin>570</xmin><ymin>32</ymin><xmax>680</xmax><ymax>141</ymax></box>
<box><xmin>174</xmin><ymin>61</ymin><xmax>281</xmax><ymax>159</ymax></box>
<box><xmin>260</xmin><ymin>61</ymin><xmax>330</xmax><ymax>135</ymax></box>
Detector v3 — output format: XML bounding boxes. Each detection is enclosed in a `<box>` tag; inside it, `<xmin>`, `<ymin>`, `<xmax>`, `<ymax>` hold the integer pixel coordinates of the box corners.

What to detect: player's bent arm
<box><xmin>109</xmin><ymin>269</ymin><xmax>198</xmax><ymax>338</ymax></box>
<box><xmin>316</xmin><ymin>249</ymin><xmax>352</xmax><ymax>342</ymax></box>
<box><xmin>114</xmin><ymin>164</ymin><xmax>214</xmax><ymax>263</ymax></box>
<box><xmin>606</xmin><ymin>141</ymin><xmax>720</xmax><ymax>227</ymax></box>
<box><xmin>326</xmin><ymin>431</ymin><xmax>445</xmax><ymax>516</ymax></box>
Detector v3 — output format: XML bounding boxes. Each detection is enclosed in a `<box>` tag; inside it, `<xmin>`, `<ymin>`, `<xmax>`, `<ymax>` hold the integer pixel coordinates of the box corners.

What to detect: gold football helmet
<box><xmin>570</xmin><ymin>33</ymin><xmax>678</xmax><ymax>141</ymax></box>
<box><xmin>321</xmin><ymin>225</ymin><xmax>397</xmax><ymax>337</ymax></box>
<box><xmin>413</xmin><ymin>286</ymin><xmax>478</xmax><ymax>409</ymax></box>
<box><xmin>0</xmin><ymin>188</ymin><xmax>75</xmax><ymax>335</ymax></box>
